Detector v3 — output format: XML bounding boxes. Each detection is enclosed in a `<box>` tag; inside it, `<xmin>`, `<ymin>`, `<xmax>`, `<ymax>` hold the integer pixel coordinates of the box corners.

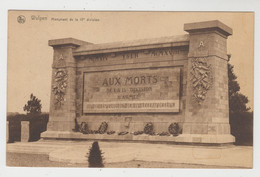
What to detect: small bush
<box><xmin>87</xmin><ymin>141</ymin><xmax>104</xmax><ymax>168</ymax></box>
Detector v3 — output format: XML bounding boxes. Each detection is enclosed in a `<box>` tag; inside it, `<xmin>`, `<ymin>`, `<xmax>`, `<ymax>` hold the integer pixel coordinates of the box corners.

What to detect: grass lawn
<box><xmin>6</xmin><ymin>152</ymin><xmax>232</xmax><ymax>168</ymax></box>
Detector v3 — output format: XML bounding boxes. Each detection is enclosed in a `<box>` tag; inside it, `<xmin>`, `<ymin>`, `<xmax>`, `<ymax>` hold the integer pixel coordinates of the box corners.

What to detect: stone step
<box><xmin>6</xmin><ymin>140</ymin><xmax>252</xmax><ymax>168</ymax></box>
<box><xmin>6</xmin><ymin>141</ymin><xmax>70</xmax><ymax>154</ymax></box>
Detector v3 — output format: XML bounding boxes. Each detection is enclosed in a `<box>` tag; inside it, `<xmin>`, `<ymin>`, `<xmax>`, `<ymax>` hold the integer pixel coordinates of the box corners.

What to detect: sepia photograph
<box><xmin>5</xmin><ymin>10</ymin><xmax>254</xmax><ymax>171</ymax></box>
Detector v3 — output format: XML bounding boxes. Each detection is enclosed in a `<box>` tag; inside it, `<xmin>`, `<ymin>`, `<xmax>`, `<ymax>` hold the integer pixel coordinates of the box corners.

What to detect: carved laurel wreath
<box><xmin>52</xmin><ymin>69</ymin><xmax>68</xmax><ymax>108</ymax></box>
<box><xmin>190</xmin><ymin>57</ymin><xmax>212</xmax><ymax>104</ymax></box>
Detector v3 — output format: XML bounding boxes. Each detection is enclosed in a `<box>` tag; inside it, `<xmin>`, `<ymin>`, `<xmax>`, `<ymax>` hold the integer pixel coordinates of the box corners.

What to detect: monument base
<box><xmin>41</xmin><ymin>131</ymin><xmax>235</xmax><ymax>145</ymax></box>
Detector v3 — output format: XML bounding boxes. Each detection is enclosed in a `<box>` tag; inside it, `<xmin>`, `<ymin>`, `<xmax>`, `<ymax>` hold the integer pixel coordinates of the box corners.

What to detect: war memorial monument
<box><xmin>41</xmin><ymin>20</ymin><xmax>235</xmax><ymax>144</ymax></box>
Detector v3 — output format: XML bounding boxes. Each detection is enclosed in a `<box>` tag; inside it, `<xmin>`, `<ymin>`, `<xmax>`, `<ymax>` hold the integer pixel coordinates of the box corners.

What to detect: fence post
<box><xmin>21</xmin><ymin>121</ymin><xmax>30</xmax><ymax>142</ymax></box>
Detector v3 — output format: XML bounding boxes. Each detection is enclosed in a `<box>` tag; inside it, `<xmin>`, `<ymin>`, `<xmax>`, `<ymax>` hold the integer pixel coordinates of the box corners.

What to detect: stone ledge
<box><xmin>49</xmin><ymin>38</ymin><xmax>92</xmax><ymax>47</ymax></box>
<box><xmin>184</xmin><ymin>20</ymin><xmax>232</xmax><ymax>36</ymax></box>
<box><xmin>176</xmin><ymin>134</ymin><xmax>235</xmax><ymax>144</ymax></box>
<box><xmin>41</xmin><ymin>131</ymin><xmax>235</xmax><ymax>144</ymax></box>
<box><xmin>7</xmin><ymin>141</ymin><xmax>252</xmax><ymax>168</ymax></box>
<box><xmin>73</xmin><ymin>34</ymin><xmax>190</xmax><ymax>56</ymax></box>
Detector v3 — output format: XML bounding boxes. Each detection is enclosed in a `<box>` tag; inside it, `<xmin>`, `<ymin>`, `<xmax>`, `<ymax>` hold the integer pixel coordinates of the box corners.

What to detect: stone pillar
<box><xmin>21</xmin><ymin>121</ymin><xmax>30</xmax><ymax>142</ymax></box>
<box><xmin>181</xmin><ymin>20</ymin><xmax>235</xmax><ymax>144</ymax></box>
<box><xmin>43</xmin><ymin>38</ymin><xmax>91</xmax><ymax>134</ymax></box>
<box><xmin>6</xmin><ymin>121</ymin><xmax>9</xmax><ymax>143</ymax></box>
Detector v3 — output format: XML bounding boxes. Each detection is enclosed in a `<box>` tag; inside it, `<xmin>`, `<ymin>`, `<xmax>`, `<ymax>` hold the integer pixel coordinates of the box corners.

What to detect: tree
<box><xmin>228</xmin><ymin>63</ymin><xmax>253</xmax><ymax>145</ymax></box>
<box><xmin>228</xmin><ymin>63</ymin><xmax>250</xmax><ymax>114</ymax></box>
<box><xmin>23</xmin><ymin>94</ymin><xmax>42</xmax><ymax>114</ymax></box>
<box><xmin>87</xmin><ymin>141</ymin><xmax>104</xmax><ymax>167</ymax></box>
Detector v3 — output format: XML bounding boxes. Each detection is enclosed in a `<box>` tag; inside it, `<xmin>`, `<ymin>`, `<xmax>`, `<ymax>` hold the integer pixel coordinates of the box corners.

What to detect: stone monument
<box><xmin>41</xmin><ymin>20</ymin><xmax>235</xmax><ymax>144</ymax></box>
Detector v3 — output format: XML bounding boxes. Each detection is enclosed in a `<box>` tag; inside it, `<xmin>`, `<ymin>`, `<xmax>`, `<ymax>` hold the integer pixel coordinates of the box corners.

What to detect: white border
<box><xmin>0</xmin><ymin>0</ymin><xmax>259</xmax><ymax>177</ymax></box>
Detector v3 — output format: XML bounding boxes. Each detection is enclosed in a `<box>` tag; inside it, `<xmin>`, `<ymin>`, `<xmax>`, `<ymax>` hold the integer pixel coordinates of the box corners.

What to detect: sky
<box><xmin>7</xmin><ymin>11</ymin><xmax>254</xmax><ymax>113</ymax></box>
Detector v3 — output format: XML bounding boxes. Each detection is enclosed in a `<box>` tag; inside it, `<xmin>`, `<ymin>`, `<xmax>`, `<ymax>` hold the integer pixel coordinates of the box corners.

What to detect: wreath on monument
<box><xmin>79</xmin><ymin>122</ymin><xmax>89</xmax><ymax>134</ymax></box>
<box><xmin>133</xmin><ymin>131</ymin><xmax>144</xmax><ymax>135</ymax></box>
<box><xmin>144</xmin><ymin>122</ymin><xmax>154</xmax><ymax>135</ymax></box>
<box><xmin>107</xmin><ymin>130</ymin><xmax>116</xmax><ymax>135</ymax></box>
<box><xmin>98</xmin><ymin>122</ymin><xmax>108</xmax><ymax>134</ymax></box>
<box><xmin>80</xmin><ymin>122</ymin><xmax>109</xmax><ymax>134</ymax></box>
<box><xmin>168</xmin><ymin>123</ymin><xmax>181</xmax><ymax>136</ymax></box>
<box><xmin>158</xmin><ymin>132</ymin><xmax>170</xmax><ymax>136</ymax></box>
<box><xmin>118</xmin><ymin>131</ymin><xmax>129</xmax><ymax>135</ymax></box>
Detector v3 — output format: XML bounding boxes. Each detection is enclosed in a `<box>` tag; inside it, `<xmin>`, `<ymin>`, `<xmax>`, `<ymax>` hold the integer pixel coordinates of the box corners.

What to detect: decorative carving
<box><xmin>54</xmin><ymin>54</ymin><xmax>66</xmax><ymax>68</ymax></box>
<box><xmin>190</xmin><ymin>57</ymin><xmax>212</xmax><ymax>104</ymax></box>
<box><xmin>52</xmin><ymin>68</ymin><xmax>68</xmax><ymax>108</ymax></box>
<box><xmin>198</xmin><ymin>41</ymin><xmax>205</xmax><ymax>48</ymax></box>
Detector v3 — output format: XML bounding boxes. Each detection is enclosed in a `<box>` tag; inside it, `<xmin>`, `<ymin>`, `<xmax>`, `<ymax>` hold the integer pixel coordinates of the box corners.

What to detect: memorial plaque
<box><xmin>83</xmin><ymin>67</ymin><xmax>180</xmax><ymax>113</ymax></box>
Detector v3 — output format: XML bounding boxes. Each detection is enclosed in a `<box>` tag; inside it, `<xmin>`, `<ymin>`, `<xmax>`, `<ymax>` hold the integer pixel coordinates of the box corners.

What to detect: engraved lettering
<box><xmin>103</xmin><ymin>78</ymin><xmax>108</xmax><ymax>86</ymax></box>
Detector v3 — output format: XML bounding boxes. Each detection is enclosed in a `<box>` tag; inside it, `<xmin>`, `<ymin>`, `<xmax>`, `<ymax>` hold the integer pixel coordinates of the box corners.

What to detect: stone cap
<box><xmin>73</xmin><ymin>34</ymin><xmax>189</xmax><ymax>56</ymax></box>
<box><xmin>184</xmin><ymin>20</ymin><xmax>232</xmax><ymax>36</ymax></box>
<box><xmin>49</xmin><ymin>38</ymin><xmax>92</xmax><ymax>47</ymax></box>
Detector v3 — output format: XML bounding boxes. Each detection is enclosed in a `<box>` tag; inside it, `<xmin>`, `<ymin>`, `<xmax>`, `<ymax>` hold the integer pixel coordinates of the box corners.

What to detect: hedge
<box><xmin>7</xmin><ymin>113</ymin><xmax>49</xmax><ymax>143</ymax></box>
<box><xmin>230</xmin><ymin>112</ymin><xmax>253</xmax><ymax>146</ymax></box>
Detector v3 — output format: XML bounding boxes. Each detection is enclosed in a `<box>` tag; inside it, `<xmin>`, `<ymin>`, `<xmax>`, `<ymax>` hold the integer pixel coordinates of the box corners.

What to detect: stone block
<box><xmin>211</xmin><ymin>117</ymin><xmax>229</xmax><ymax>123</ymax></box>
<box><xmin>192</xmin><ymin>137</ymin><xmax>201</xmax><ymax>143</ymax></box>
<box><xmin>208</xmin><ymin>124</ymin><xmax>218</xmax><ymax>135</ymax></box>
<box><xmin>21</xmin><ymin>121</ymin><xmax>30</xmax><ymax>142</ymax></box>
<box><xmin>182</xmin><ymin>123</ymin><xmax>192</xmax><ymax>134</ymax></box>
<box><xmin>191</xmin><ymin>124</ymin><xmax>208</xmax><ymax>134</ymax></box>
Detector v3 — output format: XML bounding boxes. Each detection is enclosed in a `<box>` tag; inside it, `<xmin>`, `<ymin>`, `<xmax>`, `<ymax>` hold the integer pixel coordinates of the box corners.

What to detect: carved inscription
<box><xmin>83</xmin><ymin>48</ymin><xmax>182</xmax><ymax>63</ymax></box>
<box><xmin>83</xmin><ymin>67</ymin><xmax>180</xmax><ymax>113</ymax></box>
<box><xmin>54</xmin><ymin>54</ymin><xmax>66</xmax><ymax>68</ymax></box>
<box><xmin>85</xmin><ymin>55</ymin><xmax>108</xmax><ymax>62</ymax></box>
<box><xmin>84</xmin><ymin>100</ymin><xmax>179</xmax><ymax>113</ymax></box>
